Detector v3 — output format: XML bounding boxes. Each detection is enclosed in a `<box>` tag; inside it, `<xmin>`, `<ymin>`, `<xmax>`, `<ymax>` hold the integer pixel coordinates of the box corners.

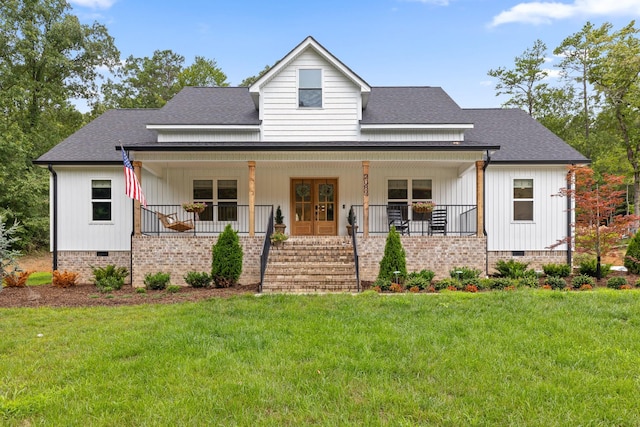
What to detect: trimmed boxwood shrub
<box><xmin>495</xmin><ymin>259</ymin><xmax>529</xmax><ymax>279</ymax></box>
<box><xmin>212</xmin><ymin>224</ymin><xmax>243</xmax><ymax>287</ymax></box>
<box><xmin>434</xmin><ymin>277</ymin><xmax>459</xmax><ymax>291</ymax></box>
<box><xmin>184</xmin><ymin>271</ymin><xmax>211</xmax><ymax>288</ymax></box>
<box><xmin>449</xmin><ymin>266</ymin><xmax>481</xmax><ymax>280</ymax></box>
<box><xmin>545</xmin><ymin>276</ymin><xmax>567</xmax><ymax>290</ymax></box>
<box><xmin>571</xmin><ymin>274</ymin><xmax>596</xmax><ymax>289</ymax></box>
<box><xmin>144</xmin><ymin>272</ymin><xmax>170</xmax><ymax>290</ymax></box>
<box><xmin>607</xmin><ymin>276</ymin><xmax>628</xmax><ymax>289</ymax></box>
<box><xmin>542</xmin><ymin>263</ymin><xmax>571</xmax><ymax>278</ymax></box>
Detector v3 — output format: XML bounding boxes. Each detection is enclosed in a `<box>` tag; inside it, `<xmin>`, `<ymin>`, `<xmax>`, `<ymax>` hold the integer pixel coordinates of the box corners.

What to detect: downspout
<box><xmin>483</xmin><ymin>150</ymin><xmax>492</xmax><ymax>275</ymax></box>
<box><xmin>47</xmin><ymin>165</ymin><xmax>58</xmax><ymax>271</ymax></box>
<box><xmin>566</xmin><ymin>168</ymin><xmax>573</xmax><ymax>267</ymax></box>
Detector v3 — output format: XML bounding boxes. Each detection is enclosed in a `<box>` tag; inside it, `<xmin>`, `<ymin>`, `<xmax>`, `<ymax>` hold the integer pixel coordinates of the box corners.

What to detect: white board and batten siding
<box><xmin>260</xmin><ymin>50</ymin><xmax>362</xmax><ymax>142</ymax></box>
<box><xmin>485</xmin><ymin>165</ymin><xmax>569</xmax><ymax>251</ymax></box>
<box><xmin>53</xmin><ymin>167</ymin><xmax>132</xmax><ymax>251</ymax></box>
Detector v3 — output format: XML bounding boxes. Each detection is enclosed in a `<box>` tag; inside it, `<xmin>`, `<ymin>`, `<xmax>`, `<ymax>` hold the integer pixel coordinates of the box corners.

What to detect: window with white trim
<box><xmin>91</xmin><ymin>180</ymin><xmax>111</xmax><ymax>221</ymax></box>
<box><xmin>513</xmin><ymin>179</ymin><xmax>533</xmax><ymax>221</ymax></box>
<box><xmin>193</xmin><ymin>179</ymin><xmax>214</xmax><ymax>221</ymax></box>
<box><xmin>298</xmin><ymin>69</ymin><xmax>322</xmax><ymax>108</ymax></box>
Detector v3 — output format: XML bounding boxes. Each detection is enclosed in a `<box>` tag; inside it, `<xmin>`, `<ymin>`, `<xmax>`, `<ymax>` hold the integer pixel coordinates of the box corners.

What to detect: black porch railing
<box><xmin>141</xmin><ymin>205</ymin><xmax>273</xmax><ymax>235</ymax></box>
<box><xmin>350</xmin><ymin>205</ymin><xmax>360</xmax><ymax>292</ymax></box>
<box><xmin>350</xmin><ymin>204</ymin><xmax>478</xmax><ymax>236</ymax></box>
<box><xmin>260</xmin><ymin>207</ymin><xmax>274</xmax><ymax>292</ymax></box>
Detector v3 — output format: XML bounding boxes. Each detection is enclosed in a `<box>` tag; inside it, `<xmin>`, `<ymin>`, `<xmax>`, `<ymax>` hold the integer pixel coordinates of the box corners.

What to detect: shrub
<box><xmin>404</xmin><ymin>275</ymin><xmax>430</xmax><ymax>290</ymax></box>
<box><xmin>495</xmin><ymin>259</ymin><xmax>529</xmax><ymax>279</ymax></box>
<box><xmin>211</xmin><ymin>224</ymin><xmax>243</xmax><ymax>287</ymax></box>
<box><xmin>377</xmin><ymin>226</ymin><xmax>407</xmax><ymax>283</ymax></box>
<box><xmin>477</xmin><ymin>278</ymin><xmax>493</xmax><ymax>291</ymax></box>
<box><xmin>518</xmin><ymin>276</ymin><xmax>539</xmax><ymax>288</ymax></box>
<box><xmin>635</xmin><ymin>278</ymin><xmax>640</xmax><ymax>288</ymax></box>
<box><xmin>52</xmin><ymin>270</ymin><xmax>78</xmax><ymax>288</ymax></box>
<box><xmin>434</xmin><ymin>277</ymin><xmax>459</xmax><ymax>291</ymax></box>
<box><xmin>3</xmin><ymin>271</ymin><xmax>32</xmax><ymax>288</ymax></box>
<box><xmin>409</xmin><ymin>286</ymin><xmax>420</xmax><ymax>293</ymax></box>
<box><xmin>410</xmin><ymin>269</ymin><xmax>436</xmax><ymax>282</ymax></box>
<box><xmin>144</xmin><ymin>272</ymin><xmax>170</xmax><ymax>290</ymax></box>
<box><xmin>607</xmin><ymin>276</ymin><xmax>628</xmax><ymax>289</ymax></box>
<box><xmin>389</xmin><ymin>283</ymin><xmax>404</xmax><ymax>293</ymax></box>
<box><xmin>372</xmin><ymin>277</ymin><xmax>391</xmax><ymax>291</ymax></box>
<box><xmin>0</xmin><ymin>216</ymin><xmax>21</xmax><ymax>287</ymax></box>
<box><xmin>578</xmin><ymin>258</ymin><xmax>611</xmax><ymax>278</ymax></box>
<box><xmin>571</xmin><ymin>275</ymin><xmax>595</xmax><ymax>289</ymax></box>
<box><xmin>135</xmin><ymin>287</ymin><xmax>147</xmax><ymax>294</ymax></box>
<box><xmin>579</xmin><ymin>284</ymin><xmax>593</xmax><ymax>291</ymax></box>
<box><xmin>184</xmin><ymin>271</ymin><xmax>211</xmax><ymax>288</ymax></box>
<box><xmin>542</xmin><ymin>263</ymin><xmax>571</xmax><ymax>278</ymax></box>
<box><xmin>464</xmin><ymin>284</ymin><xmax>478</xmax><ymax>293</ymax></box>
<box><xmin>489</xmin><ymin>277</ymin><xmax>514</xmax><ymax>290</ymax></box>
<box><xmin>545</xmin><ymin>276</ymin><xmax>566</xmax><ymax>290</ymax></box>
<box><xmin>449</xmin><ymin>266</ymin><xmax>481</xmax><ymax>280</ymax></box>
<box><xmin>166</xmin><ymin>285</ymin><xmax>181</xmax><ymax>293</ymax></box>
<box><xmin>461</xmin><ymin>277</ymin><xmax>480</xmax><ymax>289</ymax></box>
<box><xmin>91</xmin><ymin>265</ymin><xmax>128</xmax><ymax>291</ymax></box>
<box><xmin>624</xmin><ymin>229</ymin><xmax>640</xmax><ymax>274</ymax></box>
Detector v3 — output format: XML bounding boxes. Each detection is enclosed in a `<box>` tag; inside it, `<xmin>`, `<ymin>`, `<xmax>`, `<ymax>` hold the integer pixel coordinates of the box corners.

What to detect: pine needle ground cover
<box><xmin>2</xmin><ymin>290</ymin><xmax>640</xmax><ymax>426</ymax></box>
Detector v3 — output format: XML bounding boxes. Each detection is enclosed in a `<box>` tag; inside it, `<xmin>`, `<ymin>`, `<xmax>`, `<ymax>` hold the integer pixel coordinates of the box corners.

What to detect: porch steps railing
<box><xmin>261</xmin><ymin>236</ymin><xmax>358</xmax><ymax>293</ymax></box>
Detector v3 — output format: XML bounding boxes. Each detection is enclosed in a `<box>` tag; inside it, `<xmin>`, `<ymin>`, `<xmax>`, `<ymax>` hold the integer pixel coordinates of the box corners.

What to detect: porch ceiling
<box><xmin>142</xmin><ymin>159</ymin><xmax>475</xmax><ymax>170</ymax></box>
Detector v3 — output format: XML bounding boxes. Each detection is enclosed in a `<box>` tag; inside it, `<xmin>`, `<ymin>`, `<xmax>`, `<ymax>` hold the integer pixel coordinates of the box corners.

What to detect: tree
<box><xmin>377</xmin><ymin>226</ymin><xmax>407</xmax><ymax>282</ymax></box>
<box><xmin>240</xmin><ymin>64</ymin><xmax>272</xmax><ymax>87</ymax></box>
<box><xmin>102</xmin><ymin>51</ymin><xmax>229</xmax><ymax>109</ymax></box>
<box><xmin>0</xmin><ymin>215</ymin><xmax>21</xmax><ymax>286</ymax></box>
<box><xmin>0</xmin><ymin>0</ymin><xmax>119</xmax><ymax>135</ymax></box>
<box><xmin>488</xmin><ymin>39</ymin><xmax>550</xmax><ymax>116</ymax></box>
<box><xmin>554</xmin><ymin>165</ymin><xmax>638</xmax><ymax>278</ymax></box>
<box><xmin>586</xmin><ymin>21</ymin><xmax>640</xmax><ymax>217</ymax></box>
<box><xmin>178</xmin><ymin>56</ymin><xmax>228</xmax><ymax>87</ymax></box>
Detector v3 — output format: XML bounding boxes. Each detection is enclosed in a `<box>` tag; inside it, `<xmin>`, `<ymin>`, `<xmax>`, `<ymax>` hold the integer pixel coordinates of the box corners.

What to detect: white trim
<box><xmin>361</xmin><ymin>124</ymin><xmax>474</xmax><ymax>131</ymax></box>
<box><xmin>146</xmin><ymin>124</ymin><xmax>260</xmax><ymax>131</ymax></box>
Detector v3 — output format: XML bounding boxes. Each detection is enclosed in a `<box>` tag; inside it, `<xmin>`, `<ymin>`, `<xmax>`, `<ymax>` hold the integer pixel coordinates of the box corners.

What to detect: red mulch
<box><xmin>0</xmin><ymin>283</ymin><xmax>259</xmax><ymax>308</ymax></box>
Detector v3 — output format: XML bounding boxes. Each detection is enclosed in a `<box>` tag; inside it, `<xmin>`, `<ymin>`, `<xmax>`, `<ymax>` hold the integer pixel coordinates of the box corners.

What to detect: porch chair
<box><xmin>429</xmin><ymin>208</ymin><xmax>447</xmax><ymax>235</ymax></box>
<box><xmin>387</xmin><ymin>206</ymin><xmax>410</xmax><ymax>235</ymax></box>
<box><xmin>156</xmin><ymin>212</ymin><xmax>194</xmax><ymax>232</ymax></box>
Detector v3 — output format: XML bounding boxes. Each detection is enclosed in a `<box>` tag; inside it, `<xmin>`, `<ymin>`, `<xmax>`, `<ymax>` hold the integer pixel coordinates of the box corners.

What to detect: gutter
<box><xmin>483</xmin><ymin>150</ymin><xmax>492</xmax><ymax>276</ymax></box>
<box><xmin>47</xmin><ymin>165</ymin><xmax>58</xmax><ymax>271</ymax></box>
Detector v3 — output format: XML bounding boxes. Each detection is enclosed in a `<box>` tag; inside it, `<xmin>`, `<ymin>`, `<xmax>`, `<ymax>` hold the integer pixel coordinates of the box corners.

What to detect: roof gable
<box><xmin>248</xmin><ymin>36</ymin><xmax>371</xmax><ymax>109</ymax></box>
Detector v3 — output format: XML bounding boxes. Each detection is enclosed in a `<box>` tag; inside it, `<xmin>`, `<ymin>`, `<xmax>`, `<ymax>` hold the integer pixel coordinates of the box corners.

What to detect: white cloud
<box><xmin>489</xmin><ymin>0</ymin><xmax>640</xmax><ymax>27</ymax></box>
<box><xmin>69</xmin><ymin>0</ymin><xmax>117</xmax><ymax>9</ymax></box>
<box><xmin>480</xmin><ymin>80</ymin><xmax>493</xmax><ymax>87</ymax></box>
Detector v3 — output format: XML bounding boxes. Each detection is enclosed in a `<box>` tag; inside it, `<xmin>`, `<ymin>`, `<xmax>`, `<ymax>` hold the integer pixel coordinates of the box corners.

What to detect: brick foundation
<box><xmin>57</xmin><ymin>251</ymin><xmax>132</xmax><ymax>284</ymax></box>
<box><xmin>131</xmin><ymin>235</ymin><xmax>263</xmax><ymax>287</ymax></box>
<box><xmin>358</xmin><ymin>236</ymin><xmax>487</xmax><ymax>281</ymax></box>
<box><xmin>487</xmin><ymin>250</ymin><xmax>569</xmax><ymax>274</ymax></box>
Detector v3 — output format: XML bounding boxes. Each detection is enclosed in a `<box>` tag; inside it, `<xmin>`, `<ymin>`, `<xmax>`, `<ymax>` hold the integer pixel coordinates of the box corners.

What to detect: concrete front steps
<box><xmin>261</xmin><ymin>236</ymin><xmax>358</xmax><ymax>293</ymax></box>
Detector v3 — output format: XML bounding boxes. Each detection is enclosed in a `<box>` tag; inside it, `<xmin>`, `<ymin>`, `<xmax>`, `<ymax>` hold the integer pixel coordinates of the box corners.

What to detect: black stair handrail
<box><xmin>351</xmin><ymin>205</ymin><xmax>360</xmax><ymax>292</ymax></box>
<box><xmin>259</xmin><ymin>206</ymin><xmax>274</xmax><ymax>293</ymax></box>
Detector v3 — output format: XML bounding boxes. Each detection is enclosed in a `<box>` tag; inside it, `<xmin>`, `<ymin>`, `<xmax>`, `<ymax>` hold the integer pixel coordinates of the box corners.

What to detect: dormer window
<box><xmin>298</xmin><ymin>69</ymin><xmax>322</xmax><ymax>108</ymax></box>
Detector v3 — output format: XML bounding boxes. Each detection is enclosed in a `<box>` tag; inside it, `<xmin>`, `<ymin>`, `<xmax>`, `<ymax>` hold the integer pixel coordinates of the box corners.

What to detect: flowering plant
<box><xmin>411</xmin><ymin>201</ymin><xmax>436</xmax><ymax>213</ymax></box>
<box><xmin>182</xmin><ymin>202</ymin><xmax>207</xmax><ymax>212</ymax></box>
<box><xmin>270</xmin><ymin>231</ymin><xmax>289</xmax><ymax>244</ymax></box>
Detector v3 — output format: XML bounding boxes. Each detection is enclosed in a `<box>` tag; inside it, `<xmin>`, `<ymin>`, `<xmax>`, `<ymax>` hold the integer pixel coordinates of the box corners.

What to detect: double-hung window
<box><xmin>192</xmin><ymin>179</ymin><xmax>238</xmax><ymax>221</ymax></box>
<box><xmin>388</xmin><ymin>179</ymin><xmax>433</xmax><ymax>220</ymax></box>
<box><xmin>91</xmin><ymin>180</ymin><xmax>111</xmax><ymax>221</ymax></box>
<box><xmin>513</xmin><ymin>179</ymin><xmax>534</xmax><ymax>221</ymax></box>
<box><xmin>298</xmin><ymin>69</ymin><xmax>322</xmax><ymax>108</ymax></box>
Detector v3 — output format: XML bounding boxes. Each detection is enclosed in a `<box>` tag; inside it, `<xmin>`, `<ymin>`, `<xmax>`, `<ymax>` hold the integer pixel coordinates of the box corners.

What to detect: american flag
<box><xmin>121</xmin><ymin>147</ymin><xmax>147</xmax><ymax>207</ymax></box>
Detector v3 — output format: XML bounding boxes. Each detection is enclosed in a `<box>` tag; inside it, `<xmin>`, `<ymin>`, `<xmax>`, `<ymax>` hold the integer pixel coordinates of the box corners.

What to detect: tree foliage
<box><xmin>0</xmin><ymin>215</ymin><xmax>22</xmax><ymax>285</ymax></box>
<box><xmin>554</xmin><ymin>165</ymin><xmax>638</xmax><ymax>278</ymax></box>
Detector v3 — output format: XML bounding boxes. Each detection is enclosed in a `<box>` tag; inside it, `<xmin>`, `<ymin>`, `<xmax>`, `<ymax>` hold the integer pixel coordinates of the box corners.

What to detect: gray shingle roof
<box><xmin>149</xmin><ymin>87</ymin><xmax>259</xmax><ymax>125</ymax></box>
<box><xmin>35</xmin><ymin>109</ymin><xmax>158</xmax><ymax>164</ymax></box>
<box><xmin>463</xmin><ymin>108</ymin><xmax>588</xmax><ymax>163</ymax></box>
<box><xmin>361</xmin><ymin>87</ymin><xmax>470</xmax><ymax>124</ymax></box>
<box><xmin>36</xmin><ymin>88</ymin><xmax>588</xmax><ymax>165</ymax></box>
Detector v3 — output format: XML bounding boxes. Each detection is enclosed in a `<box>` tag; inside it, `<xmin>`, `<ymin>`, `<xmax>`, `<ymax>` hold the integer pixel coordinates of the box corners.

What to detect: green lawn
<box><xmin>1</xmin><ymin>290</ymin><xmax>640</xmax><ymax>426</ymax></box>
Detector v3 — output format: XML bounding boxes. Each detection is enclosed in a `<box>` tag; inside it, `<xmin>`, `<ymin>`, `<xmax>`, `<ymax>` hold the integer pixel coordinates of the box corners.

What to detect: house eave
<box><xmin>146</xmin><ymin>124</ymin><xmax>261</xmax><ymax>131</ymax></box>
<box><xmin>360</xmin><ymin>123</ymin><xmax>474</xmax><ymax>130</ymax></box>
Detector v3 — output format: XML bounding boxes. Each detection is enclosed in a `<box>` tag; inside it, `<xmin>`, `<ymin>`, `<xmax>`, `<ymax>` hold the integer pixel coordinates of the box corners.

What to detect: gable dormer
<box><xmin>249</xmin><ymin>36</ymin><xmax>371</xmax><ymax>142</ymax></box>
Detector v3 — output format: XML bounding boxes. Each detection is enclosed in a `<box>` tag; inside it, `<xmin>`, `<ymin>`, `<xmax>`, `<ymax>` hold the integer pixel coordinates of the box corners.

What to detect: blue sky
<box><xmin>69</xmin><ymin>0</ymin><xmax>640</xmax><ymax>109</ymax></box>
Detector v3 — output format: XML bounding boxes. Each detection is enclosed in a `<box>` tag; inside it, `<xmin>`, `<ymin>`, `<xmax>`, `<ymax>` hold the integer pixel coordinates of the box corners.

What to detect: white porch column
<box><xmin>248</xmin><ymin>161</ymin><xmax>256</xmax><ymax>237</ymax></box>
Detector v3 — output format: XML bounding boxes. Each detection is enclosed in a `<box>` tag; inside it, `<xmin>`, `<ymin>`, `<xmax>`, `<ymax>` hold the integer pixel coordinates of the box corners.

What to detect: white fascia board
<box><xmin>146</xmin><ymin>124</ymin><xmax>260</xmax><ymax>131</ymax></box>
<box><xmin>360</xmin><ymin>123</ymin><xmax>474</xmax><ymax>130</ymax></box>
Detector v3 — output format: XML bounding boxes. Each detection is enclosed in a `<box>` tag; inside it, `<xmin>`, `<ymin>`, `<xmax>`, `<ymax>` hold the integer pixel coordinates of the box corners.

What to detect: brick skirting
<box><xmin>487</xmin><ymin>250</ymin><xmax>569</xmax><ymax>274</ymax></box>
<box><xmin>57</xmin><ymin>251</ymin><xmax>132</xmax><ymax>285</ymax></box>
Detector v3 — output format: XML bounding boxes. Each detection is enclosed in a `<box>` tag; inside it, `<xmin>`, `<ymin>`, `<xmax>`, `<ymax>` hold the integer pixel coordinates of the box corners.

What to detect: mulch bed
<box><xmin>0</xmin><ymin>283</ymin><xmax>259</xmax><ymax>308</ymax></box>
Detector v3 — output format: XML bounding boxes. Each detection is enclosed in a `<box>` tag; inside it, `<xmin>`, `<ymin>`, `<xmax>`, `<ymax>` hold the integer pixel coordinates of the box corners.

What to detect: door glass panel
<box><xmin>295</xmin><ymin>182</ymin><xmax>312</xmax><ymax>221</ymax></box>
<box><xmin>318</xmin><ymin>183</ymin><xmax>334</xmax><ymax>222</ymax></box>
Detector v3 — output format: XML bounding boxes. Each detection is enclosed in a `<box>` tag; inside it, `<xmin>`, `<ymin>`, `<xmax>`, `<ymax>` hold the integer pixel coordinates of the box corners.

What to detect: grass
<box><xmin>1</xmin><ymin>290</ymin><xmax>640</xmax><ymax>425</ymax></box>
<box><xmin>25</xmin><ymin>272</ymin><xmax>52</xmax><ymax>286</ymax></box>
